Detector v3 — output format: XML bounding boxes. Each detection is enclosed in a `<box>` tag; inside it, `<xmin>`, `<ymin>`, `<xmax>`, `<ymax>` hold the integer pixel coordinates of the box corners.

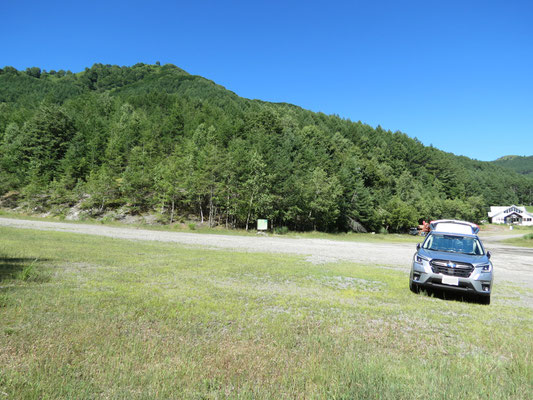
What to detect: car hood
<box><xmin>418</xmin><ymin>248</ymin><xmax>490</xmax><ymax>265</ymax></box>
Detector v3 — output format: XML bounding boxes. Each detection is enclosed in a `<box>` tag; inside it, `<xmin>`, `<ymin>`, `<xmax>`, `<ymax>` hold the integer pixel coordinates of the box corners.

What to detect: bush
<box><xmin>274</xmin><ymin>226</ymin><xmax>289</xmax><ymax>235</ymax></box>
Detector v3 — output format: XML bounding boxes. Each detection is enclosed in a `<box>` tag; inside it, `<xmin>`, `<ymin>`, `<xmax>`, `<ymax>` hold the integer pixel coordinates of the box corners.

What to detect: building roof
<box><xmin>488</xmin><ymin>205</ymin><xmax>533</xmax><ymax>218</ymax></box>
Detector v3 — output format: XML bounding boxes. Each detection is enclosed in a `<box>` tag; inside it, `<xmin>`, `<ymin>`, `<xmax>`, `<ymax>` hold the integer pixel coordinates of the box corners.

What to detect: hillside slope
<box><xmin>1</xmin><ymin>63</ymin><xmax>532</xmax><ymax>231</ymax></box>
<box><xmin>492</xmin><ymin>155</ymin><xmax>533</xmax><ymax>176</ymax></box>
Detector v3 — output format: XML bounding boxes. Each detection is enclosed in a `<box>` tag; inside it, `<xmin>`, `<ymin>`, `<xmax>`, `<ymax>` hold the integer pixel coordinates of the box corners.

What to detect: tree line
<box><xmin>1</xmin><ymin>63</ymin><xmax>532</xmax><ymax>232</ymax></box>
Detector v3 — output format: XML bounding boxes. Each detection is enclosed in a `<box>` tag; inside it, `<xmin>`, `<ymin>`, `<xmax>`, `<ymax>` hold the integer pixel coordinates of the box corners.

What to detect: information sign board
<box><xmin>257</xmin><ymin>219</ymin><xmax>268</xmax><ymax>231</ymax></box>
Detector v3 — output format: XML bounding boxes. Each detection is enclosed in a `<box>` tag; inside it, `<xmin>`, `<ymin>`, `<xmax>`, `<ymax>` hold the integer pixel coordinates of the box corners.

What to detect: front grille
<box><xmin>430</xmin><ymin>259</ymin><xmax>474</xmax><ymax>278</ymax></box>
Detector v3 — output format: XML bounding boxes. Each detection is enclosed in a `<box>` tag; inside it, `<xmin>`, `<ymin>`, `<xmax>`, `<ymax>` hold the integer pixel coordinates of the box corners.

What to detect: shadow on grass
<box><xmin>422</xmin><ymin>288</ymin><xmax>489</xmax><ymax>305</ymax></box>
<box><xmin>0</xmin><ymin>256</ymin><xmax>51</xmax><ymax>283</ymax></box>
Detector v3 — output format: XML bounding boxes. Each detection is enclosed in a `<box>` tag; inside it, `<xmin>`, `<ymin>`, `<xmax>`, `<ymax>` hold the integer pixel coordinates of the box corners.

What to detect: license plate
<box><xmin>441</xmin><ymin>276</ymin><xmax>459</xmax><ymax>286</ymax></box>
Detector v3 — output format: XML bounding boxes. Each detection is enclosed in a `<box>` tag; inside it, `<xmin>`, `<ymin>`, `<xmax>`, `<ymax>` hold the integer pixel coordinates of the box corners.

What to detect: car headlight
<box><xmin>478</xmin><ymin>264</ymin><xmax>491</xmax><ymax>272</ymax></box>
<box><xmin>415</xmin><ymin>255</ymin><xmax>428</xmax><ymax>264</ymax></box>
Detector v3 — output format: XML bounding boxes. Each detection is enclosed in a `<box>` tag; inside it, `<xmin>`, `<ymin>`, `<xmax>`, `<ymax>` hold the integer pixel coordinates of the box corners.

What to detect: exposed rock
<box><xmin>347</xmin><ymin>216</ymin><xmax>367</xmax><ymax>233</ymax></box>
<box><xmin>0</xmin><ymin>191</ymin><xmax>20</xmax><ymax>208</ymax></box>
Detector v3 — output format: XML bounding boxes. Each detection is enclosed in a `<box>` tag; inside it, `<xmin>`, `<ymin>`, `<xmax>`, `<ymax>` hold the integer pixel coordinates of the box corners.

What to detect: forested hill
<box><xmin>1</xmin><ymin>63</ymin><xmax>532</xmax><ymax>232</ymax></box>
<box><xmin>492</xmin><ymin>155</ymin><xmax>533</xmax><ymax>177</ymax></box>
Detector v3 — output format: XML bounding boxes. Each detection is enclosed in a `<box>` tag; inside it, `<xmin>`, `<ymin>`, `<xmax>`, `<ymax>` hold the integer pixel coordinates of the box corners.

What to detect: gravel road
<box><xmin>1</xmin><ymin>217</ymin><xmax>532</xmax><ymax>289</ymax></box>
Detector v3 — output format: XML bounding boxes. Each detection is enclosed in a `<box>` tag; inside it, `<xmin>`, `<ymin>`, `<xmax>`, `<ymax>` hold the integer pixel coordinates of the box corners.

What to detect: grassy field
<box><xmin>482</xmin><ymin>223</ymin><xmax>533</xmax><ymax>246</ymax></box>
<box><xmin>504</xmin><ymin>233</ymin><xmax>533</xmax><ymax>248</ymax></box>
<box><xmin>1</xmin><ymin>227</ymin><xmax>531</xmax><ymax>399</ymax></box>
<box><xmin>479</xmin><ymin>223</ymin><xmax>533</xmax><ymax>237</ymax></box>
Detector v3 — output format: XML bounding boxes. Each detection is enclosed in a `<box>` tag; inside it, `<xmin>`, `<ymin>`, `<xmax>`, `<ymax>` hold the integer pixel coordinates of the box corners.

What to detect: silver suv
<box><xmin>409</xmin><ymin>220</ymin><xmax>493</xmax><ymax>304</ymax></box>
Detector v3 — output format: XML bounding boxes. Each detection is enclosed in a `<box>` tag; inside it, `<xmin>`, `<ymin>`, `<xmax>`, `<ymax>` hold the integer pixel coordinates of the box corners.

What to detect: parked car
<box><xmin>409</xmin><ymin>220</ymin><xmax>493</xmax><ymax>304</ymax></box>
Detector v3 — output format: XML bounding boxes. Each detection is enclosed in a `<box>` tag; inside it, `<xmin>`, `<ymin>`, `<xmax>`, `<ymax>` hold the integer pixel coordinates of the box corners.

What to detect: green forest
<box><xmin>492</xmin><ymin>155</ymin><xmax>533</xmax><ymax>177</ymax></box>
<box><xmin>1</xmin><ymin>63</ymin><xmax>532</xmax><ymax>232</ymax></box>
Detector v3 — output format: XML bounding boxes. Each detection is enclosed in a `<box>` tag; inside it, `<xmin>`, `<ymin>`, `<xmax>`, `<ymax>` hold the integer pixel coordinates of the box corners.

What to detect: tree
<box><xmin>0</xmin><ymin>123</ymin><xmax>25</xmax><ymax>189</ymax></box>
<box><xmin>243</xmin><ymin>150</ymin><xmax>271</xmax><ymax>231</ymax></box>
<box><xmin>384</xmin><ymin>196</ymin><xmax>418</xmax><ymax>232</ymax></box>
<box><xmin>120</xmin><ymin>146</ymin><xmax>155</xmax><ymax>212</ymax></box>
<box><xmin>2</xmin><ymin>66</ymin><xmax>18</xmax><ymax>74</ymax></box>
<box><xmin>349</xmin><ymin>180</ymin><xmax>377</xmax><ymax>232</ymax></box>
<box><xmin>25</xmin><ymin>67</ymin><xmax>41</xmax><ymax>78</ymax></box>
<box><xmin>302</xmin><ymin>167</ymin><xmax>342</xmax><ymax>231</ymax></box>
<box><xmin>85</xmin><ymin>166</ymin><xmax>120</xmax><ymax>212</ymax></box>
<box><xmin>153</xmin><ymin>152</ymin><xmax>186</xmax><ymax>223</ymax></box>
<box><xmin>105</xmin><ymin>104</ymin><xmax>143</xmax><ymax>173</ymax></box>
<box><xmin>17</xmin><ymin>104</ymin><xmax>76</xmax><ymax>182</ymax></box>
<box><xmin>182</xmin><ymin>124</ymin><xmax>225</xmax><ymax>227</ymax></box>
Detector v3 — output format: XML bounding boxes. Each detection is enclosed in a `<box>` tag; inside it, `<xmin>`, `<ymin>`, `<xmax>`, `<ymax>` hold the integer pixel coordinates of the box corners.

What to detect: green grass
<box><xmin>504</xmin><ymin>233</ymin><xmax>533</xmax><ymax>248</ymax></box>
<box><xmin>479</xmin><ymin>223</ymin><xmax>533</xmax><ymax>237</ymax></box>
<box><xmin>0</xmin><ymin>209</ymin><xmax>422</xmax><ymax>244</ymax></box>
<box><xmin>0</xmin><ymin>227</ymin><xmax>531</xmax><ymax>399</ymax></box>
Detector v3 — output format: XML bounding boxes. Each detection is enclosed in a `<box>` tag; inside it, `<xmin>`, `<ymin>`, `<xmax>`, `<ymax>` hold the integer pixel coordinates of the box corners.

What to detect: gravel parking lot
<box><xmin>1</xmin><ymin>217</ymin><xmax>532</xmax><ymax>290</ymax></box>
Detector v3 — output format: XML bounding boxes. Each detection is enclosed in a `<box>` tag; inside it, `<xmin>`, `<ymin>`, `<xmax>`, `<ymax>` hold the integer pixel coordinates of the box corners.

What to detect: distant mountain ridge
<box><xmin>492</xmin><ymin>155</ymin><xmax>533</xmax><ymax>176</ymax></box>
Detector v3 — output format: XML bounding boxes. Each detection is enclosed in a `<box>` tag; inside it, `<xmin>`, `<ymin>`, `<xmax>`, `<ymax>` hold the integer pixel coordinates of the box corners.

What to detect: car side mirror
<box><xmin>416</xmin><ymin>243</ymin><xmax>421</xmax><ymax>250</ymax></box>
<box><xmin>486</xmin><ymin>251</ymin><xmax>491</xmax><ymax>259</ymax></box>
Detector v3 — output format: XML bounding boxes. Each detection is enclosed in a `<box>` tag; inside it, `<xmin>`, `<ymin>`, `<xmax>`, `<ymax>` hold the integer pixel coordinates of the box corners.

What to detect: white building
<box><xmin>488</xmin><ymin>205</ymin><xmax>533</xmax><ymax>226</ymax></box>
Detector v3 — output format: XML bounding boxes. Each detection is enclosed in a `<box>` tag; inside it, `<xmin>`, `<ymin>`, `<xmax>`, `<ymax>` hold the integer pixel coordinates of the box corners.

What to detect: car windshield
<box><xmin>422</xmin><ymin>234</ymin><xmax>484</xmax><ymax>255</ymax></box>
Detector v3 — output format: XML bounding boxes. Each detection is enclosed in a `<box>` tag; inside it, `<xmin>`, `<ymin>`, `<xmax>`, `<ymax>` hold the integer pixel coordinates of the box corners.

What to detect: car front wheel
<box><xmin>409</xmin><ymin>279</ymin><xmax>420</xmax><ymax>294</ymax></box>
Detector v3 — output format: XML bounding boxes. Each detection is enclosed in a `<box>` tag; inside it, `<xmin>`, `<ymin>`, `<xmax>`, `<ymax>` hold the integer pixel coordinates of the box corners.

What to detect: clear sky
<box><xmin>2</xmin><ymin>0</ymin><xmax>532</xmax><ymax>161</ymax></box>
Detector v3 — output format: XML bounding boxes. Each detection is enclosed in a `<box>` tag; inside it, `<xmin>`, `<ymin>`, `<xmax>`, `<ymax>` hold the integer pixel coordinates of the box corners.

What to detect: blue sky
<box><xmin>2</xmin><ymin>0</ymin><xmax>532</xmax><ymax>161</ymax></box>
